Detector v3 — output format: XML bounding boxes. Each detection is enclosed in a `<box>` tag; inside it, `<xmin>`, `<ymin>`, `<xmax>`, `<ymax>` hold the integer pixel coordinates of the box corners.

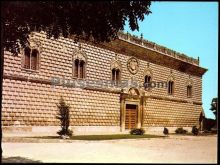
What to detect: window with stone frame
<box><xmin>74</xmin><ymin>59</ymin><xmax>79</xmax><ymax>78</ymax></box>
<box><xmin>73</xmin><ymin>59</ymin><xmax>86</xmax><ymax>78</ymax></box>
<box><xmin>144</xmin><ymin>75</ymin><xmax>152</xmax><ymax>89</ymax></box>
<box><xmin>23</xmin><ymin>47</ymin><xmax>39</xmax><ymax>70</ymax></box>
<box><xmin>111</xmin><ymin>56</ymin><xmax>121</xmax><ymax>86</ymax></box>
<box><xmin>187</xmin><ymin>85</ymin><xmax>192</xmax><ymax>98</ymax></box>
<box><xmin>79</xmin><ymin>61</ymin><xmax>85</xmax><ymax>79</ymax></box>
<box><xmin>72</xmin><ymin>48</ymin><xmax>87</xmax><ymax>79</ymax></box>
<box><xmin>168</xmin><ymin>80</ymin><xmax>174</xmax><ymax>95</ymax></box>
<box><xmin>112</xmin><ymin>68</ymin><xmax>121</xmax><ymax>85</ymax></box>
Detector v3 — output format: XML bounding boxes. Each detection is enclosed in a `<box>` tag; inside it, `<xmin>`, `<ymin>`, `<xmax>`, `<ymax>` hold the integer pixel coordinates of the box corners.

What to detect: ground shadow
<box><xmin>2</xmin><ymin>156</ymin><xmax>42</xmax><ymax>163</ymax></box>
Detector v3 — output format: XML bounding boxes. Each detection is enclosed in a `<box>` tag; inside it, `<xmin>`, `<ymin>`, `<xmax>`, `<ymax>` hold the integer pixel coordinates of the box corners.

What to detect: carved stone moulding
<box><xmin>127</xmin><ymin>57</ymin><xmax>139</xmax><ymax>75</ymax></box>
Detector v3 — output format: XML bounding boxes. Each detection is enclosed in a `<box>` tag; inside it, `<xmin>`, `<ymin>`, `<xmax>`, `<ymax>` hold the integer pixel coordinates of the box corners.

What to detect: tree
<box><xmin>0</xmin><ymin>1</ymin><xmax>151</xmax><ymax>162</ymax></box>
<box><xmin>199</xmin><ymin>98</ymin><xmax>218</xmax><ymax>132</ymax></box>
<box><xmin>210</xmin><ymin>98</ymin><xmax>217</xmax><ymax>119</ymax></box>
<box><xmin>210</xmin><ymin>97</ymin><xmax>218</xmax><ymax>130</ymax></box>
<box><xmin>2</xmin><ymin>1</ymin><xmax>151</xmax><ymax>54</ymax></box>
<box><xmin>56</xmin><ymin>97</ymin><xmax>73</xmax><ymax>138</ymax></box>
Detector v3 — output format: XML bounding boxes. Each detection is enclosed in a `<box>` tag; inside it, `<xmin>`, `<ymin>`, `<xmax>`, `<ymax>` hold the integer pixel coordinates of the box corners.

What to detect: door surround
<box><xmin>120</xmin><ymin>87</ymin><xmax>143</xmax><ymax>131</ymax></box>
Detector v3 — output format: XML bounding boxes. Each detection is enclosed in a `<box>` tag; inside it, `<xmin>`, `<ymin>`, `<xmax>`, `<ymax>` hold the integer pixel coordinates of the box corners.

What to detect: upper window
<box><xmin>186</xmin><ymin>77</ymin><xmax>193</xmax><ymax>98</ymax></box>
<box><xmin>143</xmin><ymin>67</ymin><xmax>153</xmax><ymax>91</ymax></box>
<box><xmin>74</xmin><ymin>59</ymin><xmax>79</xmax><ymax>78</ymax></box>
<box><xmin>168</xmin><ymin>80</ymin><xmax>174</xmax><ymax>95</ymax></box>
<box><xmin>144</xmin><ymin>75</ymin><xmax>152</xmax><ymax>90</ymax></box>
<box><xmin>111</xmin><ymin>56</ymin><xmax>121</xmax><ymax>86</ymax></box>
<box><xmin>167</xmin><ymin>73</ymin><xmax>175</xmax><ymax>95</ymax></box>
<box><xmin>23</xmin><ymin>47</ymin><xmax>39</xmax><ymax>70</ymax></box>
<box><xmin>187</xmin><ymin>85</ymin><xmax>192</xmax><ymax>98</ymax></box>
<box><xmin>73</xmin><ymin>59</ymin><xmax>85</xmax><ymax>79</ymax></box>
<box><xmin>72</xmin><ymin>48</ymin><xmax>87</xmax><ymax>79</ymax></box>
<box><xmin>112</xmin><ymin>68</ymin><xmax>121</xmax><ymax>85</ymax></box>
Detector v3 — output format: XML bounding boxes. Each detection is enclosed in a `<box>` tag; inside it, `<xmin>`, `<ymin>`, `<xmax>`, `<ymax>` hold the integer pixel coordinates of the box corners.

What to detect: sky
<box><xmin>124</xmin><ymin>2</ymin><xmax>218</xmax><ymax>119</ymax></box>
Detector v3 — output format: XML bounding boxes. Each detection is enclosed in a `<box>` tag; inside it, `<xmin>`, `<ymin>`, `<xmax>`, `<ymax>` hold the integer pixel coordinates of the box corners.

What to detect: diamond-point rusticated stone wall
<box><xmin>2</xmin><ymin>31</ymin><xmax>206</xmax><ymax>134</ymax></box>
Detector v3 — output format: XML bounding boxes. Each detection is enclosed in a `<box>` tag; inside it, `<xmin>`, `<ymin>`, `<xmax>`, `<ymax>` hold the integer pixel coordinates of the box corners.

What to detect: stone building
<box><xmin>2</xmin><ymin>31</ymin><xmax>207</xmax><ymax>134</ymax></box>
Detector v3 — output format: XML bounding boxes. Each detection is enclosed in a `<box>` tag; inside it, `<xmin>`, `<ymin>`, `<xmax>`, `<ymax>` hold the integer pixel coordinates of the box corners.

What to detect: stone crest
<box><xmin>127</xmin><ymin>57</ymin><xmax>139</xmax><ymax>74</ymax></box>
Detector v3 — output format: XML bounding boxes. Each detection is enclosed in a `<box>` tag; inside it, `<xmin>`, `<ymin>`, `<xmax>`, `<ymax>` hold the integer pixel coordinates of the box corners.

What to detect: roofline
<box><xmin>118</xmin><ymin>31</ymin><xmax>203</xmax><ymax>68</ymax></box>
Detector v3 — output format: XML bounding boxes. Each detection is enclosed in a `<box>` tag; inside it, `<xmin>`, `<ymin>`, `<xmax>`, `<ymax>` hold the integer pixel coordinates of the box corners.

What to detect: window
<box><xmin>24</xmin><ymin>47</ymin><xmax>31</xmax><ymax>69</ymax></box>
<box><xmin>116</xmin><ymin>70</ymin><xmax>120</xmax><ymax>83</ymax></box>
<box><xmin>168</xmin><ymin>81</ymin><xmax>174</xmax><ymax>95</ymax></box>
<box><xmin>112</xmin><ymin>68</ymin><xmax>120</xmax><ymax>85</ymax></box>
<box><xmin>110</xmin><ymin>57</ymin><xmax>121</xmax><ymax>85</ymax></box>
<box><xmin>112</xmin><ymin>69</ymin><xmax>116</xmax><ymax>81</ymax></box>
<box><xmin>187</xmin><ymin>85</ymin><xmax>192</xmax><ymax>98</ymax></box>
<box><xmin>31</xmin><ymin>49</ymin><xmax>38</xmax><ymax>70</ymax></box>
<box><xmin>79</xmin><ymin>61</ymin><xmax>85</xmax><ymax>78</ymax></box>
<box><xmin>144</xmin><ymin>75</ymin><xmax>151</xmax><ymax>89</ymax></box>
<box><xmin>23</xmin><ymin>47</ymin><xmax>39</xmax><ymax>70</ymax></box>
<box><xmin>72</xmin><ymin>49</ymin><xmax>87</xmax><ymax>78</ymax></box>
<box><xmin>74</xmin><ymin>59</ymin><xmax>85</xmax><ymax>79</ymax></box>
<box><xmin>74</xmin><ymin>59</ymin><xmax>79</xmax><ymax>78</ymax></box>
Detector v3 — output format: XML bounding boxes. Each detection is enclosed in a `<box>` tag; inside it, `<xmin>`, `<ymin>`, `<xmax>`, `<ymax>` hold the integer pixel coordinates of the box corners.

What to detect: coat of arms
<box><xmin>127</xmin><ymin>57</ymin><xmax>139</xmax><ymax>74</ymax></box>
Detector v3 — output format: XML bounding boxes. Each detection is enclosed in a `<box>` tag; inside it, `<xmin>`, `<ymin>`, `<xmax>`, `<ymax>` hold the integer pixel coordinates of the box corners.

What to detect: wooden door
<box><xmin>125</xmin><ymin>104</ymin><xmax>137</xmax><ymax>129</ymax></box>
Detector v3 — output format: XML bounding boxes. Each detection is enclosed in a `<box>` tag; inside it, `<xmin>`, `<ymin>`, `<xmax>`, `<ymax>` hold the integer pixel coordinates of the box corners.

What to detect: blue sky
<box><xmin>124</xmin><ymin>2</ymin><xmax>218</xmax><ymax>119</ymax></box>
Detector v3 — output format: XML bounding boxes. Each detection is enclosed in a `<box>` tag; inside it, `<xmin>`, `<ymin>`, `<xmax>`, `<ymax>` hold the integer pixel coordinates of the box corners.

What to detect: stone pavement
<box><xmin>2</xmin><ymin>134</ymin><xmax>217</xmax><ymax>163</ymax></box>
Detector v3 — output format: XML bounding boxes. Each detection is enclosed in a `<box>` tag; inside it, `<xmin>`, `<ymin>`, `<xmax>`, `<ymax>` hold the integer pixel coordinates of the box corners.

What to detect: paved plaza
<box><xmin>2</xmin><ymin>135</ymin><xmax>217</xmax><ymax>163</ymax></box>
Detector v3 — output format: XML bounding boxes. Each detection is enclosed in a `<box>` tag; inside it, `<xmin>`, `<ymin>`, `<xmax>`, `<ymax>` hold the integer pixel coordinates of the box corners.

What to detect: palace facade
<box><xmin>2</xmin><ymin>31</ymin><xmax>207</xmax><ymax>134</ymax></box>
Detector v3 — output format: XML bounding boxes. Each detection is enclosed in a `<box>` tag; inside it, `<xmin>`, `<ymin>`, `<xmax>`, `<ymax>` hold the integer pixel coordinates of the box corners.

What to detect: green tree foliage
<box><xmin>210</xmin><ymin>98</ymin><xmax>217</xmax><ymax>117</ymax></box>
<box><xmin>1</xmin><ymin>1</ymin><xmax>151</xmax><ymax>54</ymax></box>
<box><xmin>56</xmin><ymin>97</ymin><xmax>73</xmax><ymax>137</ymax></box>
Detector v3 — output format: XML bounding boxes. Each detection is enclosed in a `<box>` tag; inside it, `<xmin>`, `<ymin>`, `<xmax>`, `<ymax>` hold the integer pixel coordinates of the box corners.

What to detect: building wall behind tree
<box><xmin>2</xmin><ymin>32</ymin><xmax>203</xmax><ymax>128</ymax></box>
